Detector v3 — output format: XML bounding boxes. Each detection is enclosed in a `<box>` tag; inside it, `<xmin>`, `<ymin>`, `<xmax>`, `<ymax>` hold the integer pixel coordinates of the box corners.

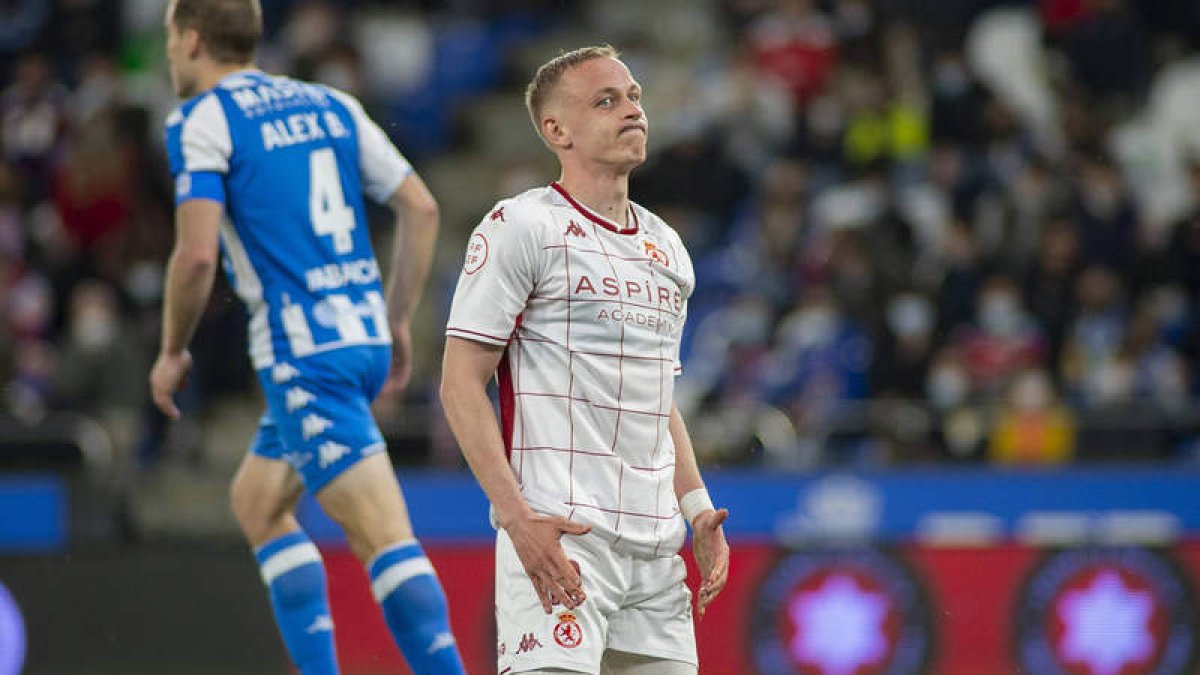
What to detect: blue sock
<box><xmin>256</xmin><ymin>531</ymin><xmax>338</xmax><ymax>675</ymax></box>
<box><xmin>368</xmin><ymin>540</ymin><xmax>465</xmax><ymax>674</ymax></box>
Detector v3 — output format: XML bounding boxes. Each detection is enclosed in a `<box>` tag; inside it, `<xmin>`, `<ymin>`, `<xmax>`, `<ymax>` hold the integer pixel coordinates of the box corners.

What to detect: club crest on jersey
<box><xmin>643</xmin><ymin>240</ymin><xmax>669</xmax><ymax>268</ymax></box>
<box><xmin>564</xmin><ymin>220</ymin><xmax>587</xmax><ymax>238</ymax></box>
<box><xmin>553</xmin><ymin>611</ymin><xmax>583</xmax><ymax>649</ymax></box>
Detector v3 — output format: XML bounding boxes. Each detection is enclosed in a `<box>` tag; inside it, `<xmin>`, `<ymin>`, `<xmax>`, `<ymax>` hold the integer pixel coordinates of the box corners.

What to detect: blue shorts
<box><xmin>251</xmin><ymin>345</ymin><xmax>391</xmax><ymax>494</ymax></box>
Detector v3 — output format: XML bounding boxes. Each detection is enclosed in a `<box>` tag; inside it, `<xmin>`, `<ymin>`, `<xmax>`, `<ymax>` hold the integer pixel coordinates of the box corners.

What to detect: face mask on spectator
<box><xmin>928</xmin><ymin>363</ymin><xmax>968</xmax><ymax>409</ymax></box>
<box><xmin>71</xmin><ymin>306</ymin><xmax>117</xmax><ymax>351</ymax></box>
<box><xmin>979</xmin><ymin>292</ymin><xmax>1022</xmax><ymax>335</ymax></box>
<box><xmin>887</xmin><ymin>294</ymin><xmax>932</xmax><ymax>339</ymax></box>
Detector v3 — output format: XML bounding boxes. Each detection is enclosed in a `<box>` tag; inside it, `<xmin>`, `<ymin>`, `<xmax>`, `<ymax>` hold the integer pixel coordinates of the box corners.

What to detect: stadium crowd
<box><xmin>2</xmin><ymin>0</ymin><xmax>1200</xmax><ymax>473</ymax></box>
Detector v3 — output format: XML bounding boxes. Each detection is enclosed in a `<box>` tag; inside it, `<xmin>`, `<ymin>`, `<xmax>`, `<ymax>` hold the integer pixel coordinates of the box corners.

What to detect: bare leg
<box><xmin>600</xmin><ymin>650</ymin><xmax>697</xmax><ymax>675</ymax></box>
<box><xmin>315</xmin><ymin>451</ymin><xmax>464</xmax><ymax>674</ymax></box>
<box><xmin>230</xmin><ymin>453</ymin><xmax>335</xmax><ymax>674</ymax></box>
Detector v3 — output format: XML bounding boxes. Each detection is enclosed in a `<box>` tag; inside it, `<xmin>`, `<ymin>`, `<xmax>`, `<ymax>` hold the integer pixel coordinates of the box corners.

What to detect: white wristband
<box><xmin>679</xmin><ymin>488</ymin><xmax>715</xmax><ymax>525</ymax></box>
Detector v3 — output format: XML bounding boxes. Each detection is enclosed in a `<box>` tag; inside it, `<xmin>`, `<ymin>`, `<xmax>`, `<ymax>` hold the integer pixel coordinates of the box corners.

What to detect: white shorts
<box><xmin>495</xmin><ymin>528</ymin><xmax>698</xmax><ymax>674</ymax></box>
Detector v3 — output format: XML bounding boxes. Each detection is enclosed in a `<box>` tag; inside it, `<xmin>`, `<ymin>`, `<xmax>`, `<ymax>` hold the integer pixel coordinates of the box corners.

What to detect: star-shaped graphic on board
<box><xmin>790</xmin><ymin>573</ymin><xmax>889</xmax><ymax>675</ymax></box>
<box><xmin>1057</xmin><ymin>570</ymin><xmax>1155</xmax><ymax>675</ymax></box>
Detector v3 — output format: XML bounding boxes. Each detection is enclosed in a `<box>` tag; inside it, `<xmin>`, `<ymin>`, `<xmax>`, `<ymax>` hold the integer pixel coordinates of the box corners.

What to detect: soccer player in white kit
<box><xmin>440</xmin><ymin>45</ymin><xmax>730</xmax><ymax>674</ymax></box>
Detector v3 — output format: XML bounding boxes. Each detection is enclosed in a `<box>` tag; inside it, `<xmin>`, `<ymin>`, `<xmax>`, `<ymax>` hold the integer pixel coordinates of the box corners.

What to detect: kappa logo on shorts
<box><xmin>301</xmin><ymin>414</ymin><xmax>333</xmax><ymax>440</ymax></box>
<box><xmin>515</xmin><ymin>632</ymin><xmax>543</xmax><ymax>654</ymax></box>
<box><xmin>553</xmin><ymin>611</ymin><xmax>583</xmax><ymax>649</ymax></box>
<box><xmin>285</xmin><ymin>386</ymin><xmax>317</xmax><ymax>412</ymax></box>
<box><xmin>564</xmin><ymin>220</ymin><xmax>587</xmax><ymax>238</ymax></box>
<box><xmin>318</xmin><ymin>441</ymin><xmax>350</xmax><ymax>468</ymax></box>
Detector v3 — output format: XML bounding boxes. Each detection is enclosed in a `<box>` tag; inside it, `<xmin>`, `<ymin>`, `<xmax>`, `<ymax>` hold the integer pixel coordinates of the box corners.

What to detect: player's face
<box><xmin>556</xmin><ymin>58</ymin><xmax>648</xmax><ymax>170</ymax></box>
<box><xmin>164</xmin><ymin>3</ymin><xmax>197</xmax><ymax>98</ymax></box>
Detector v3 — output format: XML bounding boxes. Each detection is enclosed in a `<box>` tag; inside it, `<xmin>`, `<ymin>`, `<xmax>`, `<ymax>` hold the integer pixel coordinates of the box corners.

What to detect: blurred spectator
<box><xmin>1023</xmin><ymin>219</ymin><xmax>1081</xmax><ymax>371</ymax></box>
<box><xmin>1057</xmin><ymin>0</ymin><xmax>1152</xmax><ymax>108</ymax></box>
<box><xmin>1</xmin><ymin>52</ymin><xmax>68</xmax><ymax>204</ymax></box>
<box><xmin>988</xmin><ymin>367</ymin><xmax>1076</xmax><ymax>464</ymax></box>
<box><xmin>1072</xmin><ymin>153</ymin><xmax>1141</xmax><ymax>280</ymax></box>
<box><xmin>872</xmin><ymin>292</ymin><xmax>935</xmax><ymax>399</ymax></box>
<box><xmin>53</xmin><ymin>280</ymin><xmax>144</xmax><ymax>454</ymax></box>
<box><xmin>1061</xmin><ymin>266</ymin><xmax>1128</xmax><ymax>406</ymax></box>
<box><xmin>954</xmin><ymin>275</ymin><xmax>1046</xmax><ymax>396</ymax></box>
<box><xmin>744</xmin><ymin>0</ymin><xmax>839</xmax><ymax>107</ymax></box>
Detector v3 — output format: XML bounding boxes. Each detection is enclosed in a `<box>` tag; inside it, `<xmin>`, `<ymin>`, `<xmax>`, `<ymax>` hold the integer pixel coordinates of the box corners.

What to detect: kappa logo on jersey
<box><xmin>643</xmin><ymin>240</ymin><xmax>669</xmax><ymax>268</ymax></box>
<box><xmin>564</xmin><ymin>220</ymin><xmax>587</xmax><ymax>238</ymax></box>
<box><xmin>515</xmin><ymin>633</ymin><xmax>543</xmax><ymax>654</ymax></box>
<box><xmin>175</xmin><ymin>172</ymin><xmax>192</xmax><ymax>198</ymax></box>
<box><xmin>302</xmin><ymin>413</ymin><xmax>333</xmax><ymax>440</ymax></box>
<box><xmin>490</xmin><ymin>206</ymin><xmax>506</xmax><ymax>222</ymax></box>
<box><xmin>464</xmin><ymin>233</ymin><xmax>489</xmax><ymax>275</ymax></box>
<box><xmin>306</xmin><ymin>615</ymin><xmax>333</xmax><ymax>633</ymax></box>
<box><xmin>285</xmin><ymin>386</ymin><xmax>317</xmax><ymax>412</ymax></box>
<box><xmin>317</xmin><ymin>441</ymin><xmax>350</xmax><ymax>468</ymax></box>
<box><xmin>272</xmin><ymin>363</ymin><xmax>302</xmax><ymax>384</ymax></box>
<box><xmin>553</xmin><ymin>611</ymin><xmax>583</xmax><ymax>649</ymax></box>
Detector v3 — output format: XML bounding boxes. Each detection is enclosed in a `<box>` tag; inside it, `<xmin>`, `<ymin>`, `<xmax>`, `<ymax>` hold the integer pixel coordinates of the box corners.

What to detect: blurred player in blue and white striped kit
<box><xmin>147</xmin><ymin>1</ymin><xmax>465</xmax><ymax>672</ymax></box>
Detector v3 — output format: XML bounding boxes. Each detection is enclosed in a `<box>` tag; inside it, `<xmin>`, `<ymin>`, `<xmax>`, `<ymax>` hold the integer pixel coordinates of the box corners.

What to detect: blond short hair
<box><xmin>525</xmin><ymin>45</ymin><xmax>620</xmax><ymax>139</ymax></box>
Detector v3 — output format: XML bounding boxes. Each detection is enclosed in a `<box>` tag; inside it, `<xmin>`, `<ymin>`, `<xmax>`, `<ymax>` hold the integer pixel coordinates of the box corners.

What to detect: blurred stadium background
<box><xmin>2</xmin><ymin>0</ymin><xmax>1200</xmax><ymax>673</ymax></box>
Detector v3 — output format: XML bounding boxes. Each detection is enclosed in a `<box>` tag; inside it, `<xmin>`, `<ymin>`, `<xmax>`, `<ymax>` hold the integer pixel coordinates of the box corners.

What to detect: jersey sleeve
<box><xmin>164</xmin><ymin>93</ymin><xmax>232</xmax><ymax>206</ymax></box>
<box><xmin>445</xmin><ymin>202</ymin><xmax>541</xmax><ymax>346</ymax></box>
<box><xmin>327</xmin><ymin>89</ymin><xmax>412</xmax><ymax>205</ymax></box>
<box><xmin>667</xmin><ymin>228</ymin><xmax>695</xmax><ymax>376</ymax></box>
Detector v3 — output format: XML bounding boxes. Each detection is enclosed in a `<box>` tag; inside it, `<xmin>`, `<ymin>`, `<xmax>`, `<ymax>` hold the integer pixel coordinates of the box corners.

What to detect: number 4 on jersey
<box><xmin>310</xmin><ymin>147</ymin><xmax>355</xmax><ymax>254</ymax></box>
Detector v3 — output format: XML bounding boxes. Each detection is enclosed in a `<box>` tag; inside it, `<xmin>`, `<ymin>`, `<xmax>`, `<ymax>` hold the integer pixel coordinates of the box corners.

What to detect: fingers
<box><xmin>152</xmin><ymin>388</ymin><xmax>181</xmax><ymax>420</ymax></box>
<box><xmin>708</xmin><ymin>508</ymin><xmax>729</xmax><ymax>529</ymax></box>
<box><xmin>556</xmin><ymin>517</ymin><xmax>592</xmax><ymax>537</ymax></box>
<box><xmin>530</xmin><ymin>559</ymin><xmax>586</xmax><ymax>613</ymax></box>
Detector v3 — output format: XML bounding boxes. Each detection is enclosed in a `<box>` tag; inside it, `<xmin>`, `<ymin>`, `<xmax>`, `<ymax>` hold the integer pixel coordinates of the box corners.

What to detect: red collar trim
<box><xmin>550</xmin><ymin>182</ymin><xmax>639</xmax><ymax>235</ymax></box>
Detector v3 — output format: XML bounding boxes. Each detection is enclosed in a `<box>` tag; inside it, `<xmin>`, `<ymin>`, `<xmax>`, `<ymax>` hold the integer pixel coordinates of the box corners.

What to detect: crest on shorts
<box><xmin>553</xmin><ymin>611</ymin><xmax>583</xmax><ymax>649</ymax></box>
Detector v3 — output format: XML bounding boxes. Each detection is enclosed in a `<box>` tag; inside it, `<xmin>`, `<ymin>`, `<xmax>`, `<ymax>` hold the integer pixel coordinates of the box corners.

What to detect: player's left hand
<box><xmin>691</xmin><ymin>507</ymin><xmax>729</xmax><ymax>619</ymax></box>
<box><xmin>149</xmin><ymin>349</ymin><xmax>193</xmax><ymax>420</ymax></box>
<box><xmin>381</xmin><ymin>319</ymin><xmax>413</xmax><ymax>396</ymax></box>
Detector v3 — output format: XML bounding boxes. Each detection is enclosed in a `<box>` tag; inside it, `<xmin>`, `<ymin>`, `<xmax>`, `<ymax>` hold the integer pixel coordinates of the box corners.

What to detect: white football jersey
<box><xmin>446</xmin><ymin>183</ymin><xmax>695</xmax><ymax>559</ymax></box>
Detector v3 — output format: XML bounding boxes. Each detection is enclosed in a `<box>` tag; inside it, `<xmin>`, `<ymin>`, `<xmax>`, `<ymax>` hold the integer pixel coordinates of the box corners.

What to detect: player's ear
<box><xmin>541</xmin><ymin>115</ymin><xmax>571</xmax><ymax>150</ymax></box>
<box><xmin>182</xmin><ymin>27</ymin><xmax>203</xmax><ymax>60</ymax></box>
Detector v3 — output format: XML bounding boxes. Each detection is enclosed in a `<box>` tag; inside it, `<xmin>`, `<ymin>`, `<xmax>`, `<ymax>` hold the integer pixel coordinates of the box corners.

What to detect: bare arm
<box><xmin>380</xmin><ymin>174</ymin><xmax>439</xmax><ymax>395</ymax></box>
<box><xmin>440</xmin><ymin>335</ymin><xmax>589</xmax><ymax>612</ymax></box>
<box><xmin>439</xmin><ymin>336</ymin><xmax>531</xmax><ymax>527</ymax></box>
<box><xmin>671</xmin><ymin>403</ymin><xmax>707</xmax><ymax>502</ymax></box>
<box><xmin>669</xmin><ymin>403</ymin><xmax>729</xmax><ymax>618</ymax></box>
<box><xmin>149</xmin><ymin>199</ymin><xmax>222</xmax><ymax>419</ymax></box>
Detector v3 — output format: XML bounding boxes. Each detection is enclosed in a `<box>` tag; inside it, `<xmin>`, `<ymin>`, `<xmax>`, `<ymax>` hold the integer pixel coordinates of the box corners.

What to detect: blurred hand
<box><xmin>692</xmin><ymin>508</ymin><xmax>729</xmax><ymax>619</ymax></box>
<box><xmin>505</xmin><ymin>513</ymin><xmax>591</xmax><ymax>613</ymax></box>
<box><xmin>149</xmin><ymin>350</ymin><xmax>192</xmax><ymax>420</ymax></box>
<box><xmin>381</xmin><ymin>319</ymin><xmax>412</xmax><ymax>396</ymax></box>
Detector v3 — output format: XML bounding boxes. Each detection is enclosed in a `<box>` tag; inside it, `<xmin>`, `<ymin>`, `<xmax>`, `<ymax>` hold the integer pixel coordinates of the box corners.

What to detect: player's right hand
<box><xmin>149</xmin><ymin>349</ymin><xmax>193</xmax><ymax>420</ymax></box>
<box><xmin>505</xmin><ymin>513</ymin><xmax>591</xmax><ymax>613</ymax></box>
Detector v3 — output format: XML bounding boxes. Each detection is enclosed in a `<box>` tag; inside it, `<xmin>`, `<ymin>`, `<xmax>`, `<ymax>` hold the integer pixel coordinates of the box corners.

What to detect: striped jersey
<box><xmin>446</xmin><ymin>184</ymin><xmax>695</xmax><ymax>559</ymax></box>
<box><xmin>165</xmin><ymin>70</ymin><xmax>412</xmax><ymax>369</ymax></box>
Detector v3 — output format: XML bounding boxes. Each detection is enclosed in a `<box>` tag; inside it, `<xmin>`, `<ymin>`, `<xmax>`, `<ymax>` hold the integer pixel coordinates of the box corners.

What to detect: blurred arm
<box><xmin>160</xmin><ymin>199</ymin><xmax>222</xmax><ymax>355</ymax></box>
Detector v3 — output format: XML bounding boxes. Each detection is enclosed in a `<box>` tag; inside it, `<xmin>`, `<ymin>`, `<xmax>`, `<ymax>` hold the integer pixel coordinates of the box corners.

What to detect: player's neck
<box><xmin>555</xmin><ymin>170</ymin><xmax>631</xmax><ymax>227</ymax></box>
<box><xmin>196</xmin><ymin>60</ymin><xmax>256</xmax><ymax>93</ymax></box>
